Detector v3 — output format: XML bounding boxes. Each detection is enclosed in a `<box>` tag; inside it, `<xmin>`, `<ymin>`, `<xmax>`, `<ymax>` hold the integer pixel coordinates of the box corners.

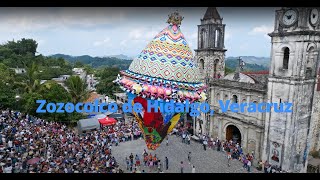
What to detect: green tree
<box><xmin>4</xmin><ymin>38</ymin><xmax>38</xmax><ymax>56</ymax></box>
<box><xmin>84</xmin><ymin>64</ymin><xmax>94</xmax><ymax>74</ymax></box>
<box><xmin>20</xmin><ymin>92</ymin><xmax>43</xmax><ymax>115</ymax></box>
<box><xmin>74</xmin><ymin>61</ymin><xmax>84</xmax><ymax>68</ymax></box>
<box><xmin>65</xmin><ymin>76</ymin><xmax>89</xmax><ymax>104</ymax></box>
<box><xmin>95</xmin><ymin>67</ymin><xmax>121</xmax><ymax>99</ymax></box>
<box><xmin>23</xmin><ymin>62</ymin><xmax>41</xmax><ymax>93</ymax></box>
<box><xmin>225</xmin><ymin>66</ymin><xmax>234</xmax><ymax>75</ymax></box>
<box><xmin>0</xmin><ymin>63</ymin><xmax>16</xmax><ymax>109</ymax></box>
<box><xmin>0</xmin><ymin>81</ymin><xmax>16</xmax><ymax>109</ymax></box>
<box><xmin>38</xmin><ymin>81</ymin><xmax>72</xmax><ymax>122</ymax></box>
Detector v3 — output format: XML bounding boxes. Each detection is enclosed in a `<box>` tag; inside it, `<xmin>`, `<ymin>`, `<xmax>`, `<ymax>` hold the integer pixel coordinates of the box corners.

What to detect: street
<box><xmin>112</xmin><ymin>135</ymin><xmax>260</xmax><ymax>173</ymax></box>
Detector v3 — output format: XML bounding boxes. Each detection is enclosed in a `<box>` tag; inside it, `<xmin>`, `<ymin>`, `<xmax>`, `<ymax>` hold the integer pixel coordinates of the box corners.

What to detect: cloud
<box><xmin>239</xmin><ymin>42</ymin><xmax>249</xmax><ymax>51</ymax></box>
<box><xmin>128</xmin><ymin>29</ymin><xmax>143</xmax><ymax>40</ymax></box>
<box><xmin>93</xmin><ymin>37</ymin><xmax>111</xmax><ymax>47</ymax></box>
<box><xmin>225</xmin><ymin>31</ymin><xmax>232</xmax><ymax>40</ymax></box>
<box><xmin>120</xmin><ymin>40</ymin><xmax>127</xmax><ymax>47</ymax></box>
<box><xmin>248</xmin><ymin>25</ymin><xmax>273</xmax><ymax>39</ymax></box>
<box><xmin>0</xmin><ymin>7</ymin><xmax>126</xmax><ymax>33</ymax></box>
<box><xmin>128</xmin><ymin>28</ymin><xmax>158</xmax><ymax>42</ymax></box>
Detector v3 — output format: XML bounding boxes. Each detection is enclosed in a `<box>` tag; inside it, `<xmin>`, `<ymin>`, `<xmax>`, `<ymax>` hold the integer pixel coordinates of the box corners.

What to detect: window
<box><xmin>216</xmin><ymin>93</ymin><xmax>220</xmax><ymax>104</ymax></box>
<box><xmin>215</xmin><ymin>29</ymin><xmax>220</xmax><ymax>48</ymax></box>
<box><xmin>232</xmin><ymin>95</ymin><xmax>238</xmax><ymax>103</ymax></box>
<box><xmin>199</xmin><ymin>59</ymin><xmax>205</xmax><ymax>70</ymax></box>
<box><xmin>306</xmin><ymin>47</ymin><xmax>315</xmax><ymax>78</ymax></box>
<box><xmin>200</xmin><ymin>29</ymin><xmax>206</xmax><ymax>49</ymax></box>
<box><xmin>283</xmin><ymin>47</ymin><xmax>290</xmax><ymax>70</ymax></box>
<box><xmin>213</xmin><ymin>59</ymin><xmax>219</xmax><ymax>78</ymax></box>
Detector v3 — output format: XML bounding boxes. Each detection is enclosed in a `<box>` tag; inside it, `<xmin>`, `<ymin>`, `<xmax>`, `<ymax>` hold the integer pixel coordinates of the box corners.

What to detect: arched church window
<box><xmin>199</xmin><ymin>59</ymin><xmax>205</xmax><ymax>70</ymax></box>
<box><xmin>216</xmin><ymin>93</ymin><xmax>220</xmax><ymax>105</ymax></box>
<box><xmin>213</xmin><ymin>59</ymin><xmax>219</xmax><ymax>78</ymax></box>
<box><xmin>215</xmin><ymin>29</ymin><xmax>220</xmax><ymax>48</ymax></box>
<box><xmin>306</xmin><ymin>46</ymin><xmax>315</xmax><ymax>78</ymax></box>
<box><xmin>232</xmin><ymin>95</ymin><xmax>238</xmax><ymax>103</ymax></box>
<box><xmin>200</xmin><ymin>29</ymin><xmax>206</xmax><ymax>49</ymax></box>
<box><xmin>283</xmin><ymin>47</ymin><xmax>290</xmax><ymax>70</ymax></box>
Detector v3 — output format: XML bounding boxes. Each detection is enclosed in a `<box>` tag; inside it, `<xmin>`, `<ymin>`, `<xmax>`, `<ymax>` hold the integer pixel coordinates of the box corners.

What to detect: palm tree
<box><xmin>65</xmin><ymin>75</ymin><xmax>89</xmax><ymax>104</ymax></box>
<box><xmin>15</xmin><ymin>62</ymin><xmax>40</xmax><ymax>93</ymax></box>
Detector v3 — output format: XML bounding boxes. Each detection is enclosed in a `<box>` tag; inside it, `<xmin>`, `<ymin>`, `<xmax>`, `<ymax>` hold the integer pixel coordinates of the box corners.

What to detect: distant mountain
<box><xmin>50</xmin><ymin>54</ymin><xmax>270</xmax><ymax>72</ymax></box>
<box><xmin>226</xmin><ymin>56</ymin><xmax>269</xmax><ymax>72</ymax></box>
<box><xmin>227</xmin><ymin>56</ymin><xmax>270</xmax><ymax>68</ymax></box>
<box><xmin>50</xmin><ymin>54</ymin><xmax>132</xmax><ymax>70</ymax></box>
<box><xmin>106</xmin><ymin>54</ymin><xmax>133</xmax><ymax>60</ymax></box>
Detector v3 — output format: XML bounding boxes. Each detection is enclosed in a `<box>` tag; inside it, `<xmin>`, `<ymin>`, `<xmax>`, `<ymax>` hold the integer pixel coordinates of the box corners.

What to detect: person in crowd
<box><xmin>165</xmin><ymin>157</ymin><xmax>168</xmax><ymax>170</ymax></box>
<box><xmin>187</xmin><ymin>152</ymin><xmax>191</xmax><ymax>164</ymax></box>
<box><xmin>180</xmin><ymin>161</ymin><xmax>184</xmax><ymax>173</ymax></box>
<box><xmin>192</xmin><ymin>165</ymin><xmax>196</xmax><ymax>173</ymax></box>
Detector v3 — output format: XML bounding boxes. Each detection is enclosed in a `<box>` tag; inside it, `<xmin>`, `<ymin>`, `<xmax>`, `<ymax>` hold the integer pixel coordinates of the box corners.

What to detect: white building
<box><xmin>10</xmin><ymin>68</ymin><xmax>26</xmax><ymax>74</ymax></box>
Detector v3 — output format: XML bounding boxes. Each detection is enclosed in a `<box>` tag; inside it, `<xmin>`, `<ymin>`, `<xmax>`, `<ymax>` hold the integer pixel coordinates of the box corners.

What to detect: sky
<box><xmin>0</xmin><ymin>7</ymin><xmax>278</xmax><ymax>58</ymax></box>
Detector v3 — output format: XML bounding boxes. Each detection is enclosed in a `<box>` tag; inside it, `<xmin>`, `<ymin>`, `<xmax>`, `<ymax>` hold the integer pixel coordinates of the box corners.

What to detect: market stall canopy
<box><xmin>98</xmin><ymin>117</ymin><xmax>117</xmax><ymax>126</ymax></box>
<box><xmin>77</xmin><ymin>118</ymin><xmax>100</xmax><ymax>133</ymax></box>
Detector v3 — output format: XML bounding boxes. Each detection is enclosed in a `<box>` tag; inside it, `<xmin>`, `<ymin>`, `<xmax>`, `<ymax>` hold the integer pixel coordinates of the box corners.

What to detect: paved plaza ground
<box><xmin>112</xmin><ymin>135</ymin><xmax>261</xmax><ymax>173</ymax></box>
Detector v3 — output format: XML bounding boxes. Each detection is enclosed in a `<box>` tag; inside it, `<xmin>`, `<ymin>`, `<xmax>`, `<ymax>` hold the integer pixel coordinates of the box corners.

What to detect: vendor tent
<box><xmin>98</xmin><ymin>117</ymin><xmax>117</xmax><ymax>126</ymax></box>
<box><xmin>94</xmin><ymin>114</ymin><xmax>107</xmax><ymax>119</ymax></box>
<box><xmin>77</xmin><ymin>118</ymin><xmax>100</xmax><ymax>133</ymax></box>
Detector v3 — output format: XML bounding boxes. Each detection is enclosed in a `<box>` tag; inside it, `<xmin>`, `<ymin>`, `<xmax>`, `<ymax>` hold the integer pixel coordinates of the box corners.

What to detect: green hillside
<box><xmin>225</xmin><ymin>57</ymin><xmax>269</xmax><ymax>72</ymax></box>
<box><xmin>50</xmin><ymin>54</ymin><xmax>132</xmax><ymax>70</ymax></box>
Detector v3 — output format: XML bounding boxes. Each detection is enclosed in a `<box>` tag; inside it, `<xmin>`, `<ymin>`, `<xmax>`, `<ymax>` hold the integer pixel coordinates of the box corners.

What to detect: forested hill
<box><xmin>50</xmin><ymin>54</ymin><xmax>132</xmax><ymax>70</ymax></box>
<box><xmin>50</xmin><ymin>54</ymin><xmax>270</xmax><ymax>72</ymax></box>
<box><xmin>225</xmin><ymin>57</ymin><xmax>269</xmax><ymax>72</ymax></box>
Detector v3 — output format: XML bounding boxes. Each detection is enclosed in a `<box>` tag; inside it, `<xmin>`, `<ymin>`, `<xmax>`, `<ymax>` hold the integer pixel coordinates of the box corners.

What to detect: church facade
<box><xmin>195</xmin><ymin>7</ymin><xmax>320</xmax><ymax>173</ymax></box>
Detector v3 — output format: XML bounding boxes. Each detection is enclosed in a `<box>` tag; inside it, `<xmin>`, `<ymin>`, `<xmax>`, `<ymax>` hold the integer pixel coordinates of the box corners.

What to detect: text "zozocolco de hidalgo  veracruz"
<box><xmin>35</xmin><ymin>99</ymin><xmax>293</xmax><ymax>117</ymax></box>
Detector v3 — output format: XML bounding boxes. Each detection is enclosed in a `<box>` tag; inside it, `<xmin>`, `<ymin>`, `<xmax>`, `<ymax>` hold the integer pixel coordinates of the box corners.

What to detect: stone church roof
<box><xmin>210</xmin><ymin>71</ymin><xmax>269</xmax><ymax>92</ymax></box>
<box><xmin>203</xmin><ymin>7</ymin><xmax>222</xmax><ymax>20</ymax></box>
<box><xmin>243</xmin><ymin>71</ymin><xmax>269</xmax><ymax>85</ymax></box>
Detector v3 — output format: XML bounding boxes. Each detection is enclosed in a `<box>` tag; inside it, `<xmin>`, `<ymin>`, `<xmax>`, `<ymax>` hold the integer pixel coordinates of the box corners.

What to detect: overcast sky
<box><xmin>0</xmin><ymin>7</ymin><xmax>278</xmax><ymax>58</ymax></box>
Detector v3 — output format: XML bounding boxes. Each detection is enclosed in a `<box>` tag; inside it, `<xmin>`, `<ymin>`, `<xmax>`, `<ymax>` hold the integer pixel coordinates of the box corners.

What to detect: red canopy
<box><xmin>98</xmin><ymin>117</ymin><xmax>117</xmax><ymax>126</ymax></box>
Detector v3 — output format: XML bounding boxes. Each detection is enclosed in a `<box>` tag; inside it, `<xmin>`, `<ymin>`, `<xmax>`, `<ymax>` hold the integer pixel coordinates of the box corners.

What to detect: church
<box><xmin>195</xmin><ymin>7</ymin><xmax>320</xmax><ymax>172</ymax></box>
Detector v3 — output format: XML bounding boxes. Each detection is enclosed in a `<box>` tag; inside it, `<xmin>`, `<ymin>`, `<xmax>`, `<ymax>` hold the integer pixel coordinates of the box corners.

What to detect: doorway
<box><xmin>226</xmin><ymin>125</ymin><xmax>241</xmax><ymax>145</ymax></box>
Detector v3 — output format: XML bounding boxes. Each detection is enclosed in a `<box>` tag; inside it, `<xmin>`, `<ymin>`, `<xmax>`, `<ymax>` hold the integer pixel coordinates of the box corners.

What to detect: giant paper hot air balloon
<box><xmin>114</xmin><ymin>11</ymin><xmax>207</xmax><ymax>150</ymax></box>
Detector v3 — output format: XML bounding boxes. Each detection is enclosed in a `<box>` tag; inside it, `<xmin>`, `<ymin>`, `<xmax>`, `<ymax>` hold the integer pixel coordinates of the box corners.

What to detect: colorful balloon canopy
<box><xmin>114</xmin><ymin>11</ymin><xmax>207</xmax><ymax>150</ymax></box>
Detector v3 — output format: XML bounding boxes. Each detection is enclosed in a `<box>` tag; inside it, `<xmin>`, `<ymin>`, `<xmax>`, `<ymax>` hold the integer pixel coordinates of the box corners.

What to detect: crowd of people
<box><xmin>123</xmin><ymin>149</ymin><xmax>171</xmax><ymax>173</ymax></box>
<box><xmin>173</xmin><ymin>123</ymin><xmax>260</xmax><ymax>173</ymax></box>
<box><xmin>0</xmin><ymin>109</ymin><xmax>147</xmax><ymax>173</ymax></box>
<box><xmin>1</xmin><ymin>108</ymin><xmax>289</xmax><ymax>173</ymax></box>
<box><xmin>100</xmin><ymin>118</ymin><xmax>143</xmax><ymax>146</ymax></box>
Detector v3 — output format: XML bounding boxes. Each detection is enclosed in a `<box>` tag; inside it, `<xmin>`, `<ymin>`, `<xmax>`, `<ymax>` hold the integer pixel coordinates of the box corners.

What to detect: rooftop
<box><xmin>210</xmin><ymin>71</ymin><xmax>269</xmax><ymax>92</ymax></box>
<box><xmin>203</xmin><ymin>7</ymin><xmax>222</xmax><ymax>20</ymax></box>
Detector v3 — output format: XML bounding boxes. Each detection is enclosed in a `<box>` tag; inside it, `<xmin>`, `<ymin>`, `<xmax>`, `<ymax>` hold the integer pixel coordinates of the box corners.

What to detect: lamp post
<box><xmin>15</xmin><ymin>95</ymin><xmax>21</xmax><ymax>111</ymax></box>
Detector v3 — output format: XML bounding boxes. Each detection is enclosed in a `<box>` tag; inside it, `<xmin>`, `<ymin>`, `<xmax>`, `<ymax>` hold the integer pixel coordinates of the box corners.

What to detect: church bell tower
<box><xmin>195</xmin><ymin>7</ymin><xmax>227</xmax><ymax>81</ymax></box>
<box><xmin>262</xmin><ymin>7</ymin><xmax>320</xmax><ymax>173</ymax></box>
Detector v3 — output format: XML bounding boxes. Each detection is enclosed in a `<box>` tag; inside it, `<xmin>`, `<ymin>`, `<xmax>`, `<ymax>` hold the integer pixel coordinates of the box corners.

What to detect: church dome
<box><xmin>114</xmin><ymin>11</ymin><xmax>207</xmax><ymax>103</ymax></box>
